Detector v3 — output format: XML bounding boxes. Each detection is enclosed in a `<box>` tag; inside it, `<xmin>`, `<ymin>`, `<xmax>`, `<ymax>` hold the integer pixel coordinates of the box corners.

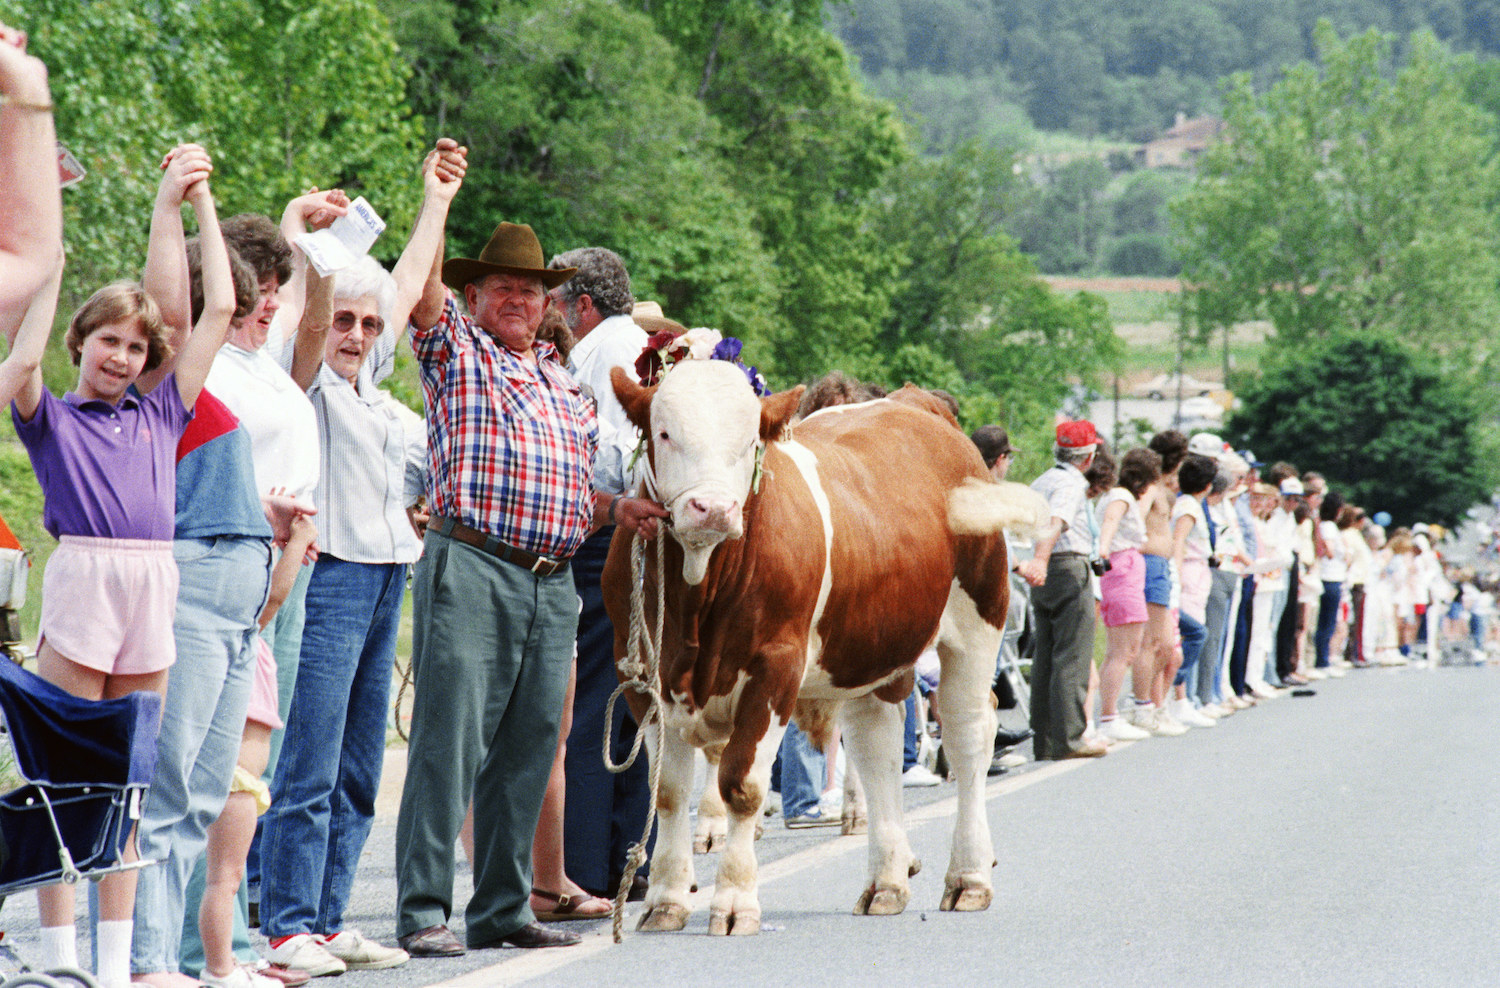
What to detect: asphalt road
<box><xmin>6</xmin><ymin>662</ymin><xmax>1497</xmax><ymax>987</ymax></box>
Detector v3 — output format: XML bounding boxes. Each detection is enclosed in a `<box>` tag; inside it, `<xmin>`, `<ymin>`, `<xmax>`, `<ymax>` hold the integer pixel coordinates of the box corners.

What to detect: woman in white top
<box><xmin>1094</xmin><ymin>449</ymin><xmax>1162</xmax><ymax>742</ymax></box>
<box><xmin>1312</xmin><ymin>492</ymin><xmax>1349</xmax><ymax>671</ymax></box>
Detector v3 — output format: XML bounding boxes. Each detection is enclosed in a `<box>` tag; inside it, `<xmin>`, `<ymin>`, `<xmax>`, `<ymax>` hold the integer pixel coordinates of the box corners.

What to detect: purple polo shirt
<box><xmin>12</xmin><ymin>375</ymin><xmax>192</xmax><ymax>540</ymax></box>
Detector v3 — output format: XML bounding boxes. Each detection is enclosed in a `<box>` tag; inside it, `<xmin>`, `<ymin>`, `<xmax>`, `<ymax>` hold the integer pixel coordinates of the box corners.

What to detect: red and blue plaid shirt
<box><xmin>411</xmin><ymin>290</ymin><xmax>598</xmax><ymax>560</ymax></box>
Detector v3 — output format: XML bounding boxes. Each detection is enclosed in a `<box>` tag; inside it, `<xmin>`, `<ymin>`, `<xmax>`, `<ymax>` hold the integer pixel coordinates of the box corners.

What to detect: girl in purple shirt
<box><xmin>7</xmin><ymin>145</ymin><xmax>237</xmax><ymax>988</ymax></box>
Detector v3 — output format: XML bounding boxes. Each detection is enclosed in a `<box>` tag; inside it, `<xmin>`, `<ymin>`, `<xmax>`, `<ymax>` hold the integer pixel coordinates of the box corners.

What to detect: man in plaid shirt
<box><xmin>388</xmin><ymin>140</ymin><xmax>663</xmax><ymax>956</ymax></box>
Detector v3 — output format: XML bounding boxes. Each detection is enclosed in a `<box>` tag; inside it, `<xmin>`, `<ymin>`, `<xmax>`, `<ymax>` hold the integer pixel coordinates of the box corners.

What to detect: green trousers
<box><xmin>395</xmin><ymin>531</ymin><xmax>577</xmax><ymax>945</ymax></box>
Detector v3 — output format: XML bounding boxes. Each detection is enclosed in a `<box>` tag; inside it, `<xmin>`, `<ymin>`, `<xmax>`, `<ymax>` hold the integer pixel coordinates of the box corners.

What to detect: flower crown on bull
<box><xmin>634</xmin><ymin>323</ymin><xmax>771</xmax><ymax>397</ymax></box>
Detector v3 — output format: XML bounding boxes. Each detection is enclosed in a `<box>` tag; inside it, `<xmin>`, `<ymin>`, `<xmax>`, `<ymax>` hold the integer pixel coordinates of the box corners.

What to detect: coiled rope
<box><xmin>601</xmin><ymin>529</ymin><xmax>668</xmax><ymax>943</ymax></box>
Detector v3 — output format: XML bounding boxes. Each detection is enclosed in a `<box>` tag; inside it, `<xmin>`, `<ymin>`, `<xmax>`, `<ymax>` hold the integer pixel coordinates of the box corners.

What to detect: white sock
<box><xmin>95</xmin><ymin>919</ymin><xmax>132</xmax><ymax>986</ymax></box>
<box><xmin>38</xmin><ymin>924</ymin><xmax>78</xmax><ymax>970</ymax></box>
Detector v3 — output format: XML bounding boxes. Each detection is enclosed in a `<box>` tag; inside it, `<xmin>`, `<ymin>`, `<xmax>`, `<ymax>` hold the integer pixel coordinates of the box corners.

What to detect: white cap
<box><xmin>1188</xmin><ymin>433</ymin><xmax>1225</xmax><ymax>459</ymax></box>
<box><xmin>1279</xmin><ymin>478</ymin><xmax>1305</xmax><ymax>496</ymax></box>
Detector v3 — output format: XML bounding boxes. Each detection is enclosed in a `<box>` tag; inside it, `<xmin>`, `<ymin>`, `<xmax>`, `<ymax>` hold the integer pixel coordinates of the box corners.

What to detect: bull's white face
<box><xmin>648</xmin><ymin>361</ymin><xmax>764</xmax><ymax>585</ymax></box>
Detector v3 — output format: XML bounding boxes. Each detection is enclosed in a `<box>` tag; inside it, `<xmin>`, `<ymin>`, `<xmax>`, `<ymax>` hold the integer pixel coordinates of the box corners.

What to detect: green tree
<box><xmin>1173</xmin><ymin>23</ymin><xmax>1500</xmax><ymax>352</ymax></box>
<box><xmin>381</xmin><ymin>0</ymin><xmax>779</xmax><ymax>355</ymax></box>
<box><xmin>1226</xmin><ymin>334</ymin><xmax>1499</xmax><ymax>526</ymax></box>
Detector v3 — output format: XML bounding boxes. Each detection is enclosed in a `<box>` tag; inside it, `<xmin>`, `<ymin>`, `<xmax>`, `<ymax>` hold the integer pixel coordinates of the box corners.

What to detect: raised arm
<box><xmin>2</xmin><ymin>249</ymin><xmax>61</xmax><ymax>417</ymax></box>
<box><xmin>0</xmin><ymin>26</ymin><xmax>61</xmax><ymax>322</ymax></box>
<box><xmin>289</xmin><ymin>263</ymin><xmax>333</xmax><ymax>391</ymax></box>
<box><xmin>394</xmin><ymin>139</ymin><xmax>467</xmax><ymax>332</ymax></box>
<box><xmin>174</xmin><ymin>177</ymin><xmax>236</xmax><ymax>409</ymax></box>
<box><xmin>276</xmin><ymin>187</ymin><xmax>349</xmax><ymax>332</ymax></box>
<box><xmin>138</xmin><ymin>143</ymin><xmax>213</xmax><ymax>394</ymax></box>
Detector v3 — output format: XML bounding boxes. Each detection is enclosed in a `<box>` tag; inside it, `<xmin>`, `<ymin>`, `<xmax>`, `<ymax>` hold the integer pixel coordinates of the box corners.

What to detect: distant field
<box><xmin>1043</xmin><ymin>276</ymin><xmax>1272</xmax><ymax>386</ymax></box>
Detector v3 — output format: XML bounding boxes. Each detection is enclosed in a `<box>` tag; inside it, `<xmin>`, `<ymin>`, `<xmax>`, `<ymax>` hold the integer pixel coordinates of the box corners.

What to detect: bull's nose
<box><xmin>685</xmin><ymin>497</ymin><xmax>740</xmax><ymax>528</ymax></box>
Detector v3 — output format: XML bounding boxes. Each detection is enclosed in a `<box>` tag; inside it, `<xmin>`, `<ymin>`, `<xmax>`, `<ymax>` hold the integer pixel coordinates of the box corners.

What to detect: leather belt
<box><xmin>428</xmin><ymin>516</ymin><xmax>570</xmax><ymax>577</ymax></box>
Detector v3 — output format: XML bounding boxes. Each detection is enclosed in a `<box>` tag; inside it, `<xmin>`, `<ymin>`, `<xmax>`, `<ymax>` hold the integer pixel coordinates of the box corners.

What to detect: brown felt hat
<box><xmin>442</xmin><ymin>222</ymin><xmax>576</xmax><ymax>291</ymax></box>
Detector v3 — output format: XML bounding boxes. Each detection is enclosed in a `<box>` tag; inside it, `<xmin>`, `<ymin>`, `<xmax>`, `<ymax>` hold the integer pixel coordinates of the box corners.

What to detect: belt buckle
<box><xmin>530</xmin><ymin>554</ymin><xmax>550</xmax><ymax>575</ymax></box>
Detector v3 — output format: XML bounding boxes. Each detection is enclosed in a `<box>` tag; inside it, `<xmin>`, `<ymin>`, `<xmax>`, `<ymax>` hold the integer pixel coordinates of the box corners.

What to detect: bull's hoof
<box><xmin>908</xmin><ymin>857</ymin><xmax>923</xmax><ymax>878</ymax></box>
<box><xmin>708</xmin><ymin>907</ymin><xmax>760</xmax><ymax>936</ymax></box>
<box><xmin>637</xmin><ymin>902</ymin><xmax>691</xmax><ymax>932</ymax></box>
<box><xmin>853</xmin><ymin>884</ymin><xmax>909</xmax><ymax>916</ymax></box>
<box><xmin>939</xmin><ymin>879</ymin><xmax>993</xmax><ymax>912</ymax></box>
<box><xmin>840</xmin><ymin>810</ymin><xmax>867</xmax><ymax>836</ymax></box>
<box><xmin>693</xmin><ymin>836</ymin><xmax>710</xmax><ymax>854</ymax></box>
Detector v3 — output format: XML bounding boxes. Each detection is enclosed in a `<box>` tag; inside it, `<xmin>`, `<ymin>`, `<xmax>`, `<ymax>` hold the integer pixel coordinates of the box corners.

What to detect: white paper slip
<box><xmin>294</xmin><ymin>196</ymin><xmax>386</xmax><ymax>275</ymax></box>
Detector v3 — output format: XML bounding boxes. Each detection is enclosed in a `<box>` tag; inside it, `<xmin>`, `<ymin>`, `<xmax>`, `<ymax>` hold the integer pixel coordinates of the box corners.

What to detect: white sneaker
<box><xmin>1153</xmin><ymin>709</ymin><xmax>1190</xmax><ymax>735</ymax></box>
<box><xmin>1325</xmin><ymin>666</ymin><xmax>1347</xmax><ymax>678</ymax></box>
<box><xmin>1099</xmin><ymin>717</ymin><xmax>1150</xmax><ymax>742</ymax></box>
<box><xmin>997</xmin><ymin>751</ymin><xmax>1028</xmax><ymax>768</ymax></box>
<box><xmin>816</xmin><ymin>787</ymin><xmax>843</xmax><ymax>817</ymax></box>
<box><xmin>1249</xmin><ymin>683</ymin><xmax>1277</xmax><ymax>700</ymax></box>
<box><xmin>319</xmin><ymin>930</ymin><xmax>408</xmax><ymax>971</ymax></box>
<box><xmin>199</xmin><ymin>966</ymin><xmax>281</xmax><ymax>988</ymax></box>
<box><xmin>266</xmin><ymin>934</ymin><xmax>347</xmax><ymax>977</ymax></box>
<box><xmin>902</xmin><ymin>764</ymin><xmax>943</xmax><ymax>787</ymax></box>
<box><xmin>1172</xmin><ymin>699</ymin><xmax>1216</xmax><ymax>728</ymax></box>
<box><xmin>1303</xmin><ymin>668</ymin><xmax>1327</xmax><ymax>680</ymax></box>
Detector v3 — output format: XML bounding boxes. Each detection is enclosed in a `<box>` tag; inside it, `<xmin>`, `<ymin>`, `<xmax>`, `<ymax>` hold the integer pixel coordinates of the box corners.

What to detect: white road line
<box><xmin>424</xmin><ymin>756</ymin><xmax>1096</xmax><ymax>988</ymax></box>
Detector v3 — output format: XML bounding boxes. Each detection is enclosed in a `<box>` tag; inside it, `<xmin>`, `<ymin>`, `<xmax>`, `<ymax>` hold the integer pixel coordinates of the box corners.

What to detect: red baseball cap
<box><xmin>1055</xmin><ymin>420</ymin><xmax>1102</xmax><ymax>449</ymax></box>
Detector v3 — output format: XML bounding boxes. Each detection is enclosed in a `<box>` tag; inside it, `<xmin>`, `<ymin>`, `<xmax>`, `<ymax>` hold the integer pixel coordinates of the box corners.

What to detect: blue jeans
<box><xmin>776</xmin><ymin>722</ymin><xmax>825</xmax><ymax>818</ymax></box>
<box><xmin>131</xmin><ymin>536</ymin><xmax>270</xmax><ymax>975</ymax></box>
<box><xmin>903</xmin><ymin>691</ymin><xmax>920</xmax><ymax>771</ymax></box>
<box><xmin>1314</xmin><ymin>580</ymin><xmax>1343</xmax><ymax>668</ymax></box>
<box><xmin>1176</xmin><ymin>611</ymin><xmax>1207</xmax><ymax>687</ymax></box>
<box><xmin>260</xmin><ymin>557</ymin><xmax>407</xmax><ymax>937</ymax></box>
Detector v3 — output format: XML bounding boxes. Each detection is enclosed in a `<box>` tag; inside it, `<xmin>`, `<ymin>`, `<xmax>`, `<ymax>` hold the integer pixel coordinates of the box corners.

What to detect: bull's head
<box><xmin>612</xmin><ymin>362</ymin><xmax>802</xmax><ymax>586</ymax></box>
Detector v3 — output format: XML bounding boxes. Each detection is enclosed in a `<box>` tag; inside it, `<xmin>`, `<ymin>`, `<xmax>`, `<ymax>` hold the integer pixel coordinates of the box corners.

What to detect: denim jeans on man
<box><xmin>259</xmin><ymin>556</ymin><xmax>407</xmax><ymax>937</ymax></box>
<box><xmin>775</xmin><ymin>722</ymin><xmax>826</xmax><ymax>819</ymax></box>
<box><xmin>130</xmin><ymin>536</ymin><xmax>269</xmax><ymax>976</ymax></box>
<box><xmin>1314</xmin><ymin>580</ymin><xmax>1343</xmax><ymax>668</ymax></box>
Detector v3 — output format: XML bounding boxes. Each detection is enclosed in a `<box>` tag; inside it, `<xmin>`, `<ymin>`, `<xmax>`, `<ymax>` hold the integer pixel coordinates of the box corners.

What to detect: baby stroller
<box><xmin>0</xmin><ymin>657</ymin><xmax>161</xmax><ymax>987</ymax></box>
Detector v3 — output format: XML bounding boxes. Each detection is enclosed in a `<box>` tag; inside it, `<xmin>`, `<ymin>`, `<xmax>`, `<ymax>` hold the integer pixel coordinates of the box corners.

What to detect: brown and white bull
<box><xmin>602</xmin><ymin>360</ymin><xmax>1045</xmax><ymax>934</ymax></box>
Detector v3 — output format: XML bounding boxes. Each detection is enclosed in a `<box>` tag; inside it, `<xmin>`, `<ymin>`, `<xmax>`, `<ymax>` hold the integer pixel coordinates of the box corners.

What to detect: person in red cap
<box><xmin>1018</xmin><ymin>420</ymin><xmax>1109</xmax><ymax>759</ymax></box>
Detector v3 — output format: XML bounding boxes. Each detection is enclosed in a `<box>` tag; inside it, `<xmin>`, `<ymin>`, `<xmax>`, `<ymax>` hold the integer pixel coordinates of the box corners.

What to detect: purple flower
<box><xmin>711</xmin><ymin>337</ymin><xmax>743</xmax><ymax>362</ymax></box>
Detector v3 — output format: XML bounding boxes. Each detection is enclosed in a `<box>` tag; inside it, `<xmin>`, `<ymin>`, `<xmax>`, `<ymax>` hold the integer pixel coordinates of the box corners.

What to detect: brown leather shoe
<box><xmin>476</xmin><ymin>921</ymin><xmax>581</xmax><ymax>949</ymax></box>
<box><xmin>1062</xmin><ymin>738</ymin><xmax>1109</xmax><ymax>759</ymax></box>
<box><xmin>397</xmin><ymin>924</ymin><xmax>466</xmax><ymax>957</ymax></box>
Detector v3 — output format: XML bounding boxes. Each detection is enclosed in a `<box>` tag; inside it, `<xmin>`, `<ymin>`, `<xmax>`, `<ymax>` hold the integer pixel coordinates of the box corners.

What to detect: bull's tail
<box><xmin>947</xmin><ymin>477</ymin><xmax>1051</xmax><ymax>539</ymax></box>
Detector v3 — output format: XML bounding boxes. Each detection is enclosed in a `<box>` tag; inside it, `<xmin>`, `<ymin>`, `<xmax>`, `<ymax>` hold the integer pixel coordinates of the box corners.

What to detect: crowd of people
<box><xmin>1</xmin><ymin>23</ymin><xmax>1493</xmax><ymax>988</ymax></box>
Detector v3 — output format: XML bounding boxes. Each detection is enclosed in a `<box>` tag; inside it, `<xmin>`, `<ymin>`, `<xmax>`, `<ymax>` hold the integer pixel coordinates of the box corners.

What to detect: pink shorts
<box><xmin>245</xmin><ymin>636</ymin><xmax>283</xmax><ymax>730</ymax></box>
<box><xmin>1099</xmin><ymin>549</ymin><xmax>1147</xmax><ymax>627</ymax></box>
<box><xmin>40</xmin><ymin>536</ymin><xmax>178</xmax><ymax>675</ymax></box>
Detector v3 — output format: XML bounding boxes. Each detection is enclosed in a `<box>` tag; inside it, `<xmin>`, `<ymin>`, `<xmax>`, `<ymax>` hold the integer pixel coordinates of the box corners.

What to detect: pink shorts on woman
<box><xmin>39</xmin><ymin>535</ymin><xmax>178</xmax><ymax>675</ymax></box>
<box><xmin>1099</xmin><ymin>548</ymin><xmax>1147</xmax><ymax>626</ymax></box>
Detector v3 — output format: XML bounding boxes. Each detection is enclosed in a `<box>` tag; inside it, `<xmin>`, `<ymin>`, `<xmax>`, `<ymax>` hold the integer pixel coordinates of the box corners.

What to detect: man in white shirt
<box><xmin>1021</xmin><ymin>421</ymin><xmax>1106</xmax><ymax>760</ymax></box>
<box><xmin>546</xmin><ymin>247</ymin><xmax>669</xmax><ymax>901</ymax></box>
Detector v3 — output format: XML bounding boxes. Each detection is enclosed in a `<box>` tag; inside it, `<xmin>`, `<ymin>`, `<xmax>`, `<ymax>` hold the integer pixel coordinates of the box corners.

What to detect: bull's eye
<box><xmin>658</xmin><ymin>430</ymin><xmax>670</xmax><ymax>442</ymax></box>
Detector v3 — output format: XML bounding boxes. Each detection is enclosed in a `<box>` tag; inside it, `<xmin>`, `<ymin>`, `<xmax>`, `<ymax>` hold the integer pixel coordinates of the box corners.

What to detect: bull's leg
<box><xmin>935</xmin><ymin>582</ymin><xmax>1003</xmax><ymax>912</ymax></box>
<box><xmin>637</xmin><ymin>723</ymin><xmax>699</xmax><ymax>932</ymax></box>
<box><xmin>708</xmin><ymin>718</ymin><xmax>786</xmax><ymax>935</ymax></box>
<box><xmin>840</xmin><ymin>751</ymin><xmax>867</xmax><ymax>836</ymax></box>
<box><xmin>841</xmin><ymin>692</ymin><xmax>919</xmax><ymax>915</ymax></box>
<box><xmin>694</xmin><ymin>746</ymin><xmax>729</xmax><ymax>853</ymax></box>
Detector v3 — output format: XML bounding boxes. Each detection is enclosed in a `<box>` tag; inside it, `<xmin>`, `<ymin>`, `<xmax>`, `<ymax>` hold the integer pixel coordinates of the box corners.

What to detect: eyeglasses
<box><xmin>332</xmin><ymin>311</ymin><xmax>384</xmax><ymax>336</ymax></box>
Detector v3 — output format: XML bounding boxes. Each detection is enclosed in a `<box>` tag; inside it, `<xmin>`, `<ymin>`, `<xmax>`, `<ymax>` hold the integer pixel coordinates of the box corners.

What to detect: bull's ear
<box><xmin>612</xmin><ymin>366</ymin><xmax>655</xmax><ymax>433</ymax></box>
<box><xmin>760</xmin><ymin>385</ymin><xmax>805</xmax><ymax>442</ymax></box>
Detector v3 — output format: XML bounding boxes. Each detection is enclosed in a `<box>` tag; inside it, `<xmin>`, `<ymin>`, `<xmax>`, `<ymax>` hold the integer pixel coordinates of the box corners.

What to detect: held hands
<box><xmin>158</xmin><ymin>144</ymin><xmax>213</xmax><ymax>207</ymax></box>
<box><xmin>287</xmin><ymin>187</ymin><xmax>349</xmax><ymax>231</ymax></box>
<box><xmin>0</xmin><ymin>22</ymin><xmax>49</xmax><ymax>104</ymax></box>
<box><xmin>261</xmin><ymin>487</ymin><xmax>319</xmax><ymax>564</ymax></box>
<box><xmin>1015</xmin><ymin>558</ymin><xmax>1047</xmax><ymax>587</ymax></box>
<box><xmin>422</xmin><ymin>138</ymin><xmax>467</xmax><ymax>201</ymax></box>
<box><xmin>285</xmin><ymin>511</ymin><xmax>319</xmax><ymax>566</ymax></box>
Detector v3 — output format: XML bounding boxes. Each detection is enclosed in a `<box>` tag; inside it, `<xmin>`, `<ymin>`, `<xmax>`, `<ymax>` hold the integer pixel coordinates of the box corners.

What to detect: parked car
<box><xmin>1175</xmin><ymin>395</ymin><xmax>1225</xmax><ymax>432</ymax></box>
<box><xmin>1130</xmin><ymin>372</ymin><xmax>1223</xmax><ymax>400</ymax></box>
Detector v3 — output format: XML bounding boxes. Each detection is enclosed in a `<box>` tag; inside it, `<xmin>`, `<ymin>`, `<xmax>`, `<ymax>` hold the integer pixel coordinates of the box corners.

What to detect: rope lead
<box><xmin>602</xmin><ymin>530</ymin><xmax>667</xmax><ymax>943</ymax></box>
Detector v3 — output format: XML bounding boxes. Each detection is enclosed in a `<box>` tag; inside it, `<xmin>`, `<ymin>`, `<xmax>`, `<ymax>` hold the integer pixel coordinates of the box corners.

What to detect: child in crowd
<box><xmin>8</xmin><ymin>145</ymin><xmax>236</xmax><ymax>988</ymax></box>
<box><xmin>199</xmin><ymin>512</ymin><xmax>318</xmax><ymax>988</ymax></box>
<box><xmin>1170</xmin><ymin>454</ymin><xmax>1217</xmax><ymax>727</ymax></box>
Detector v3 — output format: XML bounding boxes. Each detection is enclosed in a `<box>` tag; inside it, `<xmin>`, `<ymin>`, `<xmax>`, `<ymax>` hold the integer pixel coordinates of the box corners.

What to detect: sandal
<box><xmin>531</xmin><ymin>887</ymin><xmax>614</xmax><ymax>922</ymax></box>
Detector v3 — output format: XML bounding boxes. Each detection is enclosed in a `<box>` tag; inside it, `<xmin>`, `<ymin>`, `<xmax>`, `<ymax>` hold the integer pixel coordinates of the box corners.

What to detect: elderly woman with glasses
<box><xmin>254</xmin><ymin>252</ymin><xmax>428</xmax><ymax>975</ymax></box>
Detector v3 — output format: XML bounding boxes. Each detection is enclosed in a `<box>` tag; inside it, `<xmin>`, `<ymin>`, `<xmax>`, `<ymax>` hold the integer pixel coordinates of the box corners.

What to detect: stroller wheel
<box><xmin>41</xmin><ymin>970</ymin><xmax>102</xmax><ymax>988</ymax></box>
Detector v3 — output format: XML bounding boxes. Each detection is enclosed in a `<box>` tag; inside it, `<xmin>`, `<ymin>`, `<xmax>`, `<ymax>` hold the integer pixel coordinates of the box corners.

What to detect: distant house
<box><xmin>1136</xmin><ymin>114</ymin><xmax>1226</xmax><ymax>169</ymax></box>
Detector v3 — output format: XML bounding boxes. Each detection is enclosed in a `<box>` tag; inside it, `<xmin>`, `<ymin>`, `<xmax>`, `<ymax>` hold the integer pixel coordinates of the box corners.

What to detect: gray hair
<box><xmin>1054</xmin><ymin>444</ymin><xmax>1094</xmax><ymax>467</ymax></box>
<box><xmin>548</xmin><ymin>246</ymin><xmax>634</xmax><ymax>318</ymax></box>
<box><xmin>331</xmin><ymin>254</ymin><xmax>397</xmax><ymax>329</ymax></box>
<box><xmin>1210</xmin><ymin>467</ymin><xmax>1235</xmax><ymax>495</ymax></box>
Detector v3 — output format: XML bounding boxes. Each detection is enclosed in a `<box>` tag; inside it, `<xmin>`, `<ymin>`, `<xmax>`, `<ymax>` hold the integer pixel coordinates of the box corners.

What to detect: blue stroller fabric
<box><xmin>0</xmin><ymin>658</ymin><xmax>162</xmax><ymax>895</ymax></box>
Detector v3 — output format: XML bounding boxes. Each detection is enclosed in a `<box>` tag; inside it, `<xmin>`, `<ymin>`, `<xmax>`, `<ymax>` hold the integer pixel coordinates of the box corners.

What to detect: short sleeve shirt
<box><xmin>13</xmin><ymin>376</ymin><xmax>192</xmax><ymax>540</ymax></box>
<box><xmin>1031</xmin><ymin>463</ymin><xmax>1094</xmax><ymax>555</ymax></box>
<box><xmin>1097</xmin><ymin>488</ymin><xmax>1145</xmax><ymax>554</ymax></box>
<box><xmin>410</xmin><ymin>289</ymin><xmax>599</xmax><ymax>560</ymax></box>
